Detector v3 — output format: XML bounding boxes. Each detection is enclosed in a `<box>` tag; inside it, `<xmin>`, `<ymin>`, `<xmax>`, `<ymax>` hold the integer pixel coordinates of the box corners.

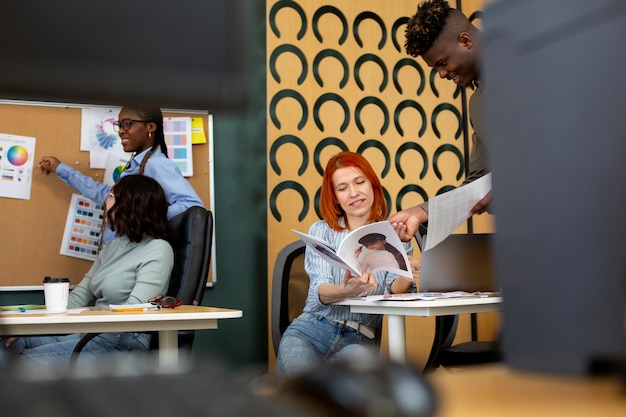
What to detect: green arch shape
<box><xmin>313</xmin><ymin>187</ymin><xmax>322</xmax><ymax>220</ymax></box>
<box><xmin>355</xmin><ymin>96</ymin><xmax>389</xmax><ymax>135</ymax></box>
<box><xmin>382</xmin><ymin>187</ymin><xmax>392</xmax><ymax>216</ymax></box>
<box><xmin>356</xmin><ymin>139</ymin><xmax>390</xmax><ymax>178</ymax></box>
<box><xmin>394</xmin><ymin>100</ymin><xmax>427</xmax><ymax>137</ymax></box>
<box><xmin>391</xmin><ymin>17</ymin><xmax>409</xmax><ymax>53</ymax></box>
<box><xmin>432</xmin><ymin>103</ymin><xmax>463</xmax><ymax>139</ymax></box>
<box><xmin>270</xmin><ymin>89</ymin><xmax>308</xmax><ymax>131</ymax></box>
<box><xmin>433</xmin><ymin>144</ymin><xmax>464</xmax><ymax>181</ymax></box>
<box><xmin>353</xmin><ymin>11</ymin><xmax>386</xmax><ymax>50</ymax></box>
<box><xmin>270</xmin><ymin>135</ymin><xmax>309</xmax><ymax>176</ymax></box>
<box><xmin>269</xmin><ymin>0</ymin><xmax>307</xmax><ymax>40</ymax></box>
<box><xmin>312</xmin><ymin>5</ymin><xmax>348</xmax><ymax>45</ymax></box>
<box><xmin>313</xmin><ymin>93</ymin><xmax>350</xmax><ymax>133</ymax></box>
<box><xmin>313</xmin><ymin>137</ymin><xmax>349</xmax><ymax>175</ymax></box>
<box><xmin>395</xmin><ymin>142</ymin><xmax>428</xmax><ymax>180</ymax></box>
<box><xmin>429</xmin><ymin>68</ymin><xmax>464</xmax><ymax>99</ymax></box>
<box><xmin>312</xmin><ymin>49</ymin><xmax>349</xmax><ymax>88</ymax></box>
<box><xmin>393</xmin><ymin>58</ymin><xmax>425</xmax><ymax>96</ymax></box>
<box><xmin>270</xmin><ymin>180</ymin><xmax>309</xmax><ymax>222</ymax></box>
<box><xmin>354</xmin><ymin>53</ymin><xmax>388</xmax><ymax>92</ymax></box>
<box><xmin>395</xmin><ymin>184</ymin><xmax>429</xmax><ymax>213</ymax></box>
<box><xmin>436</xmin><ymin>185</ymin><xmax>457</xmax><ymax>195</ymax></box>
<box><xmin>269</xmin><ymin>44</ymin><xmax>308</xmax><ymax>85</ymax></box>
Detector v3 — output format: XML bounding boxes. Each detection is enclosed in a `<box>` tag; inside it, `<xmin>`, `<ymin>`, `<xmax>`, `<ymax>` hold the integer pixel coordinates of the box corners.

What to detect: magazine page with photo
<box><xmin>293</xmin><ymin>221</ymin><xmax>410</xmax><ymax>277</ymax></box>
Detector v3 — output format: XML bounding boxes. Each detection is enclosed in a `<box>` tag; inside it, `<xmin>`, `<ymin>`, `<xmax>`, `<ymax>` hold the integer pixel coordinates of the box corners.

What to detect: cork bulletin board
<box><xmin>0</xmin><ymin>100</ymin><xmax>213</xmax><ymax>288</ymax></box>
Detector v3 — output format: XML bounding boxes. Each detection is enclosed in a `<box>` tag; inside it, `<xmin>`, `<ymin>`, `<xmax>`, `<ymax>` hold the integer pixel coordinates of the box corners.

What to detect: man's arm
<box><xmin>388</xmin><ymin>204</ymin><xmax>428</xmax><ymax>243</ymax></box>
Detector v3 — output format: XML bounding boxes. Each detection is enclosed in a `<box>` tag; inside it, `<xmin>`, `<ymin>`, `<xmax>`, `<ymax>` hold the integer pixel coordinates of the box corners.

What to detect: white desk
<box><xmin>0</xmin><ymin>305</ymin><xmax>243</xmax><ymax>367</ymax></box>
<box><xmin>336</xmin><ymin>296</ymin><xmax>502</xmax><ymax>370</ymax></box>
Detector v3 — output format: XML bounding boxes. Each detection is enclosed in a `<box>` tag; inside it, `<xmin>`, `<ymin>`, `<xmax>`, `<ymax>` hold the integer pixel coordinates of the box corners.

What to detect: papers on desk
<box><xmin>366</xmin><ymin>291</ymin><xmax>499</xmax><ymax>301</ymax></box>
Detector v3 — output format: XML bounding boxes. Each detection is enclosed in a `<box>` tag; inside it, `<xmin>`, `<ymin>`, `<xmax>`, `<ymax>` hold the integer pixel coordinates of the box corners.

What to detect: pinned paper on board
<box><xmin>103</xmin><ymin>153</ymin><xmax>131</xmax><ymax>186</ymax></box>
<box><xmin>191</xmin><ymin>117</ymin><xmax>207</xmax><ymax>144</ymax></box>
<box><xmin>164</xmin><ymin>117</ymin><xmax>193</xmax><ymax>177</ymax></box>
<box><xmin>80</xmin><ymin>107</ymin><xmax>131</xmax><ymax>169</ymax></box>
<box><xmin>0</xmin><ymin>133</ymin><xmax>36</xmax><ymax>200</ymax></box>
<box><xmin>60</xmin><ymin>193</ymin><xmax>103</xmax><ymax>261</ymax></box>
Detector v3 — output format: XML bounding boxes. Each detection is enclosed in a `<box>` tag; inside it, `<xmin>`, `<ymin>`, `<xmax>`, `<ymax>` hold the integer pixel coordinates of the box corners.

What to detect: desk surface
<box><xmin>337</xmin><ymin>296</ymin><xmax>502</xmax><ymax>316</ymax></box>
<box><xmin>0</xmin><ymin>305</ymin><xmax>243</xmax><ymax>335</ymax></box>
<box><xmin>427</xmin><ymin>365</ymin><xmax>626</xmax><ymax>416</ymax></box>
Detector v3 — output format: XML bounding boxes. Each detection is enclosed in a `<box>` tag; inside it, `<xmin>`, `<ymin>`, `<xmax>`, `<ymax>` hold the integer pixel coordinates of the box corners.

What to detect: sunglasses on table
<box><xmin>149</xmin><ymin>294</ymin><xmax>182</xmax><ymax>309</ymax></box>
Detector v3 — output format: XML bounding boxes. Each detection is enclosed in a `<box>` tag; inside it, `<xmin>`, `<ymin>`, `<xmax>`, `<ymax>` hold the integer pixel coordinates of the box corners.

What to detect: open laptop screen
<box><xmin>419</xmin><ymin>234</ymin><xmax>496</xmax><ymax>292</ymax></box>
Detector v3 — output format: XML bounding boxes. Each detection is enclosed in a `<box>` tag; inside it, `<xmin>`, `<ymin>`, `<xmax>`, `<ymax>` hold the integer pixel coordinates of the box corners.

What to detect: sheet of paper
<box><xmin>365</xmin><ymin>291</ymin><xmax>493</xmax><ymax>301</ymax></box>
<box><xmin>59</xmin><ymin>193</ymin><xmax>103</xmax><ymax>261</ymax></box>
<box><xmin>0</xmin><ymin>133</ymin><xmax>36</xmax><ymax>200</ymax></box>
<box><xmin>80</xmin><ymin>107</ymin><xmax>131</xmax><ymax>168</ymax></box>
<box><xmin>424</xmin><ymin>173</ymin><xmax>492</xmax><ymax>251</ymax></box>
<box><xmin>163</xmin><ymin>117</ymin><xmax>194</xmax><ymax>177</ymax></box>
<box><xmin>191</xmin><ymin>117</ymin><xmax>207</xmax><ymax>144</ymax></box>
<box><xmin>103</xmin><ymin>152</ymin><xmax>130</xmax><ymax>186</ymax></box>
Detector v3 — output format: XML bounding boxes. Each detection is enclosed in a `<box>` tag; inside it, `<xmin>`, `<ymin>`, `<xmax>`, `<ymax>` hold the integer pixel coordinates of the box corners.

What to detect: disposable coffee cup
<box><xmin>43</xmin><ymin>277</ymin><xmax>70</xmax><ymax>313</ymax></box>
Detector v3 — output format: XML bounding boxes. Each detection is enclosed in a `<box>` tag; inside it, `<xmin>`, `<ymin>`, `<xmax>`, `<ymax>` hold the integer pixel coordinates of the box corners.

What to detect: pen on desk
<box><xmin>112</xmin><ymin>307</ymin><xmax>158</xmax><ymax>312</ymax></box>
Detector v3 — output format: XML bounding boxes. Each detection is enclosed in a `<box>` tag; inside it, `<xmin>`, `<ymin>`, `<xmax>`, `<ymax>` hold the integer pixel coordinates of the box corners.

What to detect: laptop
<box><xmin>417</xmin><ymin>233</ymin><xmax>497</xmax><ymax>293</ymax></box>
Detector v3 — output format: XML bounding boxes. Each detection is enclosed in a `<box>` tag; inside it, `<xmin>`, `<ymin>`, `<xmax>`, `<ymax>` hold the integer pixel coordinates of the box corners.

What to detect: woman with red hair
<box><xmin>276</xmin><ymin>151</ymin><xmax>417</xmax><ymax>380</ymax></box>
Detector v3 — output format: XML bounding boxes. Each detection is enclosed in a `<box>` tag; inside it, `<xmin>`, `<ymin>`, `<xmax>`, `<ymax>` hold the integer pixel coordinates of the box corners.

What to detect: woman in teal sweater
<box><xmin>0</xmin><ymin>175</ymin><xmax>174</xmax><ymax>368</ymax></box>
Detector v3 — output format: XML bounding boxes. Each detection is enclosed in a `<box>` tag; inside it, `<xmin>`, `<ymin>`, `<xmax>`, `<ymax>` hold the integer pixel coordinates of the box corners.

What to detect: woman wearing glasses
<box><xmin>37</xmin><ymin>105</ymin><xmax>203</xmax><ymax>244</ymax></box>
<box><xmin>0</xmin><ymin>175</ymin><xmax>174</xmax><ymax>368</ymax></box>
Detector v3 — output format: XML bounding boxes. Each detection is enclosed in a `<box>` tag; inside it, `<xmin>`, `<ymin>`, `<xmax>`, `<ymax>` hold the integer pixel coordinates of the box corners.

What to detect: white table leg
<box><xmin>158</xmin><ymin>330</ymin><xmax>179</xmax><ymax>368</ymax></box>
<box><xmin>386</xmin><ymin>314</ymin><xmax>406</xmax><ymax>362</ymax></box>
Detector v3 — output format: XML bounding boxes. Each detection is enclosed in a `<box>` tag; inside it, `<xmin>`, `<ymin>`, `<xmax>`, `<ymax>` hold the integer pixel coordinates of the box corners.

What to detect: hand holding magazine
<box><xmin>292</xmin><ymin>221</ymin><xmax>411</xmax><ymax>277</ymax></box>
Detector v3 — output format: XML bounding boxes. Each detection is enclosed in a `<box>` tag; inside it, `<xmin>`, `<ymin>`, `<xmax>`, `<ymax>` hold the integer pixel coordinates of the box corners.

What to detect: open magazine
<box><xmin>292</xmin><ymin>221</ymin><xmax>410</xmax><ymax>277</ymax></box>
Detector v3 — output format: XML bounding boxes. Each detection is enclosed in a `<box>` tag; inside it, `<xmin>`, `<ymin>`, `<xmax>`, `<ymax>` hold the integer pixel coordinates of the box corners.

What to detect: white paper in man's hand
<box><xmin>424</xmin><ymin>173</ymin><xmax>492</xmax><ymax>251</ymax></box>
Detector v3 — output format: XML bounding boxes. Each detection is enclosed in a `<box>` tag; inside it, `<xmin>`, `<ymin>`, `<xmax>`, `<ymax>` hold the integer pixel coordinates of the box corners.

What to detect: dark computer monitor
<box><xmin>0</xmin><ymin>0</ymin><xmax>249</xmax><ymax>110</ymax></box>
<box><xmin>483</xmin><ymin>0</ymin><xmax>626</xmax><ymax>375</ymax></box>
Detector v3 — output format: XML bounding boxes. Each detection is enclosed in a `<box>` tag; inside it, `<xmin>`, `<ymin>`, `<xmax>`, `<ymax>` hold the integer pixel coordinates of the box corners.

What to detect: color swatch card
<box><xmin>163</xmin><ymin>117</ymin><xmax>193</xmax><ymax>177</ymax></box>
<box><xmin>0</xmin><ymin>133</ymin><xmax>36</xmax><ymax>200</ymax></box>
<box><xmin>60</xmin><ymin>193</ymin><xmax>103</xmax><ymax>261</ymax></box>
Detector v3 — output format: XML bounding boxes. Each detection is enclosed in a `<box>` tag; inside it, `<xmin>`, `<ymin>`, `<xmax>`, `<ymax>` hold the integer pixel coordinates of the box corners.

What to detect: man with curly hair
<box><xmin>389</xmin><ymin>0</ymin><xmax>492</xmax><ymax>242</ymax></box>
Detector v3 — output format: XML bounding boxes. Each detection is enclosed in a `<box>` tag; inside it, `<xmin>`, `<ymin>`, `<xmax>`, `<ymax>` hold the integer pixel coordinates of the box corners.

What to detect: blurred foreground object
<box><xmin>0</xmin><ymin>0</ymin><xmax>249</xmax><ymax>110</ymax></box>
<box><xmin>484</xmin><ymin>0</ymin><xmax>626</xmax><ymax>375</ymax></box>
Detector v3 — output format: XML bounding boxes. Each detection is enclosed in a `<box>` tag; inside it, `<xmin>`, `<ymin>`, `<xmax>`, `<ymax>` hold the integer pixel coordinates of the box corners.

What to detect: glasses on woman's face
<box><xmin>105</xmin><ymin>190</ymin><xmax>115</xmax><ymax>200</ymax></box>
<box><xmin>149</xmin><ymin>294</ymin><xmax>182</xmax><ymax>309</ymax></box>
<box><xmin>113</xmin><ymin>118</ymin><xmax>148</xmax><ymax>132</ymax></box>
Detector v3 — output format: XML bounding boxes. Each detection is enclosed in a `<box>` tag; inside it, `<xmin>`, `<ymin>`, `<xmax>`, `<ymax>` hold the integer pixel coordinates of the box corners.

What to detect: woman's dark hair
<box><xmin>107</xmin><ymin>175</ymin><xmax>169</xmax><ymax>242</ymax></box>
<box><xmin>126</xmin><ymin>104</ymin><xmax>168</xmax><ymax>156</ymax></box>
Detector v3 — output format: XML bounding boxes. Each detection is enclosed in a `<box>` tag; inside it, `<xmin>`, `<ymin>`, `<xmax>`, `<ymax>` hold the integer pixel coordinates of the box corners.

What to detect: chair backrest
<box><xmin>271</xmin><ymin>240</ymin><xmax>308</xmax><ymax>356</ymax></box>
<box><xmin>69</xmin><ymin>206</ymin><xmax>214</xmax><ymax>365</ymax></box>
<box><xmin>167</xmin><ymin>206</ymin><xmax>213</xmax><ymax>305</ymax></box>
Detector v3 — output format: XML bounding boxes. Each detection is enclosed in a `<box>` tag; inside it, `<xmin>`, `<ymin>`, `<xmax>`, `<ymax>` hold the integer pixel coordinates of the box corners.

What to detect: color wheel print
<box><xmin>112</xmin><ymin>165</ymin><xmax>125</xmax><ymax>182</ymax></box>
<box><xmin>95</xmin><ymin>117</ymin><xmax>119</xmax><ymax>150</ymax></box>
<box><xmin>7</xmin><ymin>145</ymin><xmax>29</xmax><ymax>166</ymax></box>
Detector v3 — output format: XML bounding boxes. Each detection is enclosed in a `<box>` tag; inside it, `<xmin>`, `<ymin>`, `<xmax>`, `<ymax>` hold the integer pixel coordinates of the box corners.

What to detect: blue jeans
<box><xmin>276</xmin><ymin>312</ymin><xmax>379</xmax><ymax>381</ymax></box>
<box><xmin>0</xmin><ymin>332</ymin><xmax>152</xmax><ymax>369</ymax></box>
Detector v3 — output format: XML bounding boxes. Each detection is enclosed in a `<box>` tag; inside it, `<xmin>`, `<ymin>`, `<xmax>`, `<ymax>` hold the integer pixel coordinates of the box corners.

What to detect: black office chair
<box><xmin>427</xmin><ymin>314</ymin><xmax>501</xmax><ymax>370</ymax></box>
<box><xmin>249</xmin><ymin>240</ymin><xmax>308</xmax><ymax>394</ymax></box>
<box><xmin>271</xmin><ymin>240</ymin><xmax>308</xmax><ymax>356</ymax></box>
<box><xmin>69</xmin><ymin>206</ymin><xmax>213</xmax><ymax>367</ymax></box>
